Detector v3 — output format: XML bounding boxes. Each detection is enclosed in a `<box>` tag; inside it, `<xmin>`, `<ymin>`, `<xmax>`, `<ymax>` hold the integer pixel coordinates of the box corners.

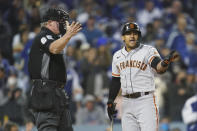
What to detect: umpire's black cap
<box><xmin>121</xmin><ymin>22</ymin><xmax>141</xmax><ymax>36</ymax></box>
<box><xmin>41</xmin><ymin>8</ymin><xmax>69</xmax><ymax>23</ymax></box>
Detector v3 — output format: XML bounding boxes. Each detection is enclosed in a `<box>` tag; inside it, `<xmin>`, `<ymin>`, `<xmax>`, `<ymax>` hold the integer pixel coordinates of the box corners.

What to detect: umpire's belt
<box><xmin>123</xmin><ymin>92</ymin><xmax>150</xmax><ymax>98</ymax></box>
<box><xmin>32</xmin><ymin>79</ymin><xmax>65</xmax><ymax>88</ymax></box>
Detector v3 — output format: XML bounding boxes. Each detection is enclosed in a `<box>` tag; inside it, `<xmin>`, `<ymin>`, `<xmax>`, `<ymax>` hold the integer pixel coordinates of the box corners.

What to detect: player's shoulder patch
<box><xmin>41</xmin><ymin>37</ymin><xmax>47</xmax><ymax>44</ymax></box>
<box><xmin>46</xmin><ymin>35</ymin><xmax>54</xmax><ymax>40</ymax></box>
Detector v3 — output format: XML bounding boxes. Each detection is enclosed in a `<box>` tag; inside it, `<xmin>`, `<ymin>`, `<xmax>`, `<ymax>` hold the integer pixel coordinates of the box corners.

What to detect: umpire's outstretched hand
<box><xmin>65</xmin><ymin>21</ymin><xmax>82</xmax><ymax>38</ymax></box>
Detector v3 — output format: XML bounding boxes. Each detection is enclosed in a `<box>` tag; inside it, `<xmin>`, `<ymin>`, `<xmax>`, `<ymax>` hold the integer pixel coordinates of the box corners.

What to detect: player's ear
<box><xmin>122</xmin><ymin>36</ymin><xmax>125</xmax><ymax>42</ymax></box>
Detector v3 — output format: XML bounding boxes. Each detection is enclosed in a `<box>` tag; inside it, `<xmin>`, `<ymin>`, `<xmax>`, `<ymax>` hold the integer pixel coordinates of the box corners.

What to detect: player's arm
<box><xmin>107</xmin><ymin>76</ymin><xmax>121</xmax><ymax>121</ymax></box>
<box><xmin>151</xmin><ymin>50</ymin><xmax>179</xmax><ymax>74</ymax></box>
<box><xmin>151</xmin><ymin>56</ymin><xmax>168</xmax><ymax>74</ymax></box>
<box><xmin>108</xmin><ymin>77</ymin><xmax>121</xmax><ymax>102</ymax></box>
<box><xmin>49</xmin><ymin>21</ymin><xmax>82</xmax><ymax>54</ymax></box>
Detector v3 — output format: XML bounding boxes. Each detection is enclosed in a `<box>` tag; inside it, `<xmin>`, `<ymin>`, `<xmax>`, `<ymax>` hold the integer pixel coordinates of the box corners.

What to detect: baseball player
<box><xmin>107</xmin><ymin>22</ymin><xmax>179</xmax><ymax>131</ymax></box>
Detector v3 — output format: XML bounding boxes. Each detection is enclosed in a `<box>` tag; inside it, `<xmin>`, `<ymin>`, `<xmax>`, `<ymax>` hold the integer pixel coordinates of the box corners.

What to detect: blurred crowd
<box><xmin>0</xmin><ymin>0</ymin><xmax>197</xmax><ymax>131</ymax></box>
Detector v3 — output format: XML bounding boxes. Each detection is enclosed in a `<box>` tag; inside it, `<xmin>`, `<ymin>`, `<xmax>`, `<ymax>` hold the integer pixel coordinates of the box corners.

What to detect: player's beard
<box><xmin>126</xmin><ymin>40</ymin><xmax>137</xmax><ymax>50</ymax></box>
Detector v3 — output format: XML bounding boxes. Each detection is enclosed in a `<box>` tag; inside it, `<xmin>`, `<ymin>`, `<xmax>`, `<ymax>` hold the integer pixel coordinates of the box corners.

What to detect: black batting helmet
<box><xmin>41</xmin><ymin>8</ymin><xmax>69</xmax><ymax>23</ymax></box>
<box><xmin>121</xmin><ymin>22</ymin><xmax>141</xmax><ymax>37</ymax></box>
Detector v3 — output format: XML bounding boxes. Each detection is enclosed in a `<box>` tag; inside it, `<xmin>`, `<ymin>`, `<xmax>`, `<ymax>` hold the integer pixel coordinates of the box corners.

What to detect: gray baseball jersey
<box><xmin>112</xmin><ymin>44</ymin><xmax>160</xmax><ymax>131</ymax></box>
<box><xmin>112</xmin><ymin>44</ymin><xmax>160</xmax><ymax>95</ymax></box>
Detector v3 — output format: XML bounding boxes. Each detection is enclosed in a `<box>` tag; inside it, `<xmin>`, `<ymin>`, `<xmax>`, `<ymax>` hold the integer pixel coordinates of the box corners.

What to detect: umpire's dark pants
<box><xmin>30</xmin><ymin>80</ymin><xmax>73</xmax><ymax>131</ymax></box>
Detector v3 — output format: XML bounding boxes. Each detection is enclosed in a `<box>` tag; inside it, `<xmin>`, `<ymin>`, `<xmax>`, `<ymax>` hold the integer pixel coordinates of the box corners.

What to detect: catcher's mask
<box><xmin>121</xmin><ymin>22</ymin><xmax>142</xmax><ymax>45</ymax></box>
<box><xmin>41</xmin><ymin>8</ymin><xmax>69</xmax><ymax>35</ymax></box>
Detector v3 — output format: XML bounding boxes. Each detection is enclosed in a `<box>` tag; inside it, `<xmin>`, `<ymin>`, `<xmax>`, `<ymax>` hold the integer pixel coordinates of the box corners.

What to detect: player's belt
<box><xmin>123</xmin><ymin>92</ymin><xmax>150</xmax><ymax>98</ymax></box>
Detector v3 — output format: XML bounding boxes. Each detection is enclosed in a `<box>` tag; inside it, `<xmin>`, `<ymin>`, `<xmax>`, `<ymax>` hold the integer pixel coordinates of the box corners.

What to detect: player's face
<box><xmin>122</xmin><ymin>31</ymin><xmax>139</xmax><ymax>51</ymax></box>
<box><xmin>48</xmin><ymin>20</ymin><xmax>60</xmax><ymax>34</ymax></box>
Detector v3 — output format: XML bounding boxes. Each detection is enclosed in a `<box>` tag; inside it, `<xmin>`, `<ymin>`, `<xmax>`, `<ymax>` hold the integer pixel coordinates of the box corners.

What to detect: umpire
<box><xmin>28</xmin><ymin>8</ymin><xmax>81</xmax><ymax>131</ymax></box>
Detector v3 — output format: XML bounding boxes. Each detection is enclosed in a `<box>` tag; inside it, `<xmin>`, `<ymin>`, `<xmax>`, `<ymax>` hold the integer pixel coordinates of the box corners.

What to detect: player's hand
<box><xmin>161</xmin><ymin>50</ymin><xmax>180</xmax><ymax>67</ymax></box>
<box><xmin>65</xmin><ymin>21</ymin><xmax>82</xmax><ymax>38</ymax></box>
<box><xmin>166</xmin><ymin>50</ymin><xmax>179</xmax><ymax>62</ymax></box>
<box><xmin>107</xmin><ymin>101</ymin><xmax>117</xmax><ymax>121</ymax></box>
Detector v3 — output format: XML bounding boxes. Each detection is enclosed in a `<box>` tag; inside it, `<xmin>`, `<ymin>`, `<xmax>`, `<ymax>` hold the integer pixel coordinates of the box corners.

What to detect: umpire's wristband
<box><xmin>161</xmin><ymin>60</ymin><xmax>169</xmax><ymax>67</ymax></box>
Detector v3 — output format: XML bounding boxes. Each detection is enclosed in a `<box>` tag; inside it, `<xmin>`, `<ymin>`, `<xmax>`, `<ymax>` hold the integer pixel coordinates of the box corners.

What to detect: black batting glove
<box><xmin>107</xmin><ymin>101</ymin><xmax>117</xmax><ymax>121</ymax></box>
<box><xmin>161</xmin><ymin>50</ymin><xmax>179</xmax><ymax>67</ymax></box>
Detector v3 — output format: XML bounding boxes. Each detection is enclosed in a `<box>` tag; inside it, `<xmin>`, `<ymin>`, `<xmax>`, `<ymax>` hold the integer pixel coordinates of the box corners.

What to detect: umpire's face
<box><xmin>47</xmin><ymin>20</ymin><xmax>60</xmax><ymax>34</ymax></box>
<box><xmin>122</xmin><ymin>31</ymin><xmax>139</xmax><ymax>51</ymax></box>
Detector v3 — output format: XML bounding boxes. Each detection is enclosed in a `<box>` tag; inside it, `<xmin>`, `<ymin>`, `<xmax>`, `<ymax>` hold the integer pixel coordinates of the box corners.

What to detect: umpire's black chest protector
<box><xmin>28</xmin><ymin>27</ymin><xmax>67</xmax><ymax>83</ymax></box>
